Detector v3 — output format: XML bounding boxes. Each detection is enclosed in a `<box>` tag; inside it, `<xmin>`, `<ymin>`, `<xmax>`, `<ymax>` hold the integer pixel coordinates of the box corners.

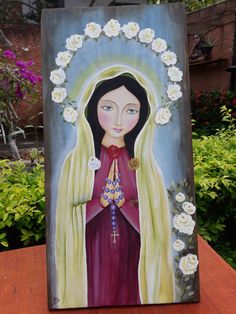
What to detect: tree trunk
<box><xmin>0</xmin><ymin>29</ymin><xmax>12</xmax><ymax>49</ymax></box>
<box><xmin>7</xmin><ymin>135</ymin><xmax>20</xmax><ymax>160</ymax></box>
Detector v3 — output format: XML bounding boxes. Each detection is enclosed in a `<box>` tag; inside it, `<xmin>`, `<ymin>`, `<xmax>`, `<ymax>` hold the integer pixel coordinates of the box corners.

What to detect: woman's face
<box><xmin>97</xmin><ymin>85</ymin><xmax>140</xmax><ymax>139</ymax></box>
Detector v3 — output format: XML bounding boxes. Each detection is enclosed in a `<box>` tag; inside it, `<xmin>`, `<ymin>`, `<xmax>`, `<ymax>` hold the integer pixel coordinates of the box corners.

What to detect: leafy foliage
<box><xmin>151</xmin><ymin>0</ymin><xmax>222</xmax><ymax>12</ymax></box>
<box><xmin>0</xmin><ymin>0</ymin><xmax>23</xmax><ymax>24</ymax></box>
<box><xmin>213</xmin><ymin>241</ymin><xmax>236</xmax><ymax>269</ymax></box>
<box><xmin>0</xmin><ymin>160</ymin><xmax>45</xmax><ymax>250</ymax></box>
<box><xmin>191</xmin><ymin>90</ymin><xmax>236</xmax><ymax>136</ymax></box>
<box><xmin>0</xmin><ymin>0</ymin><xmax>58</xmax><ymax>24</ymax></box>
<box><xmin>0</xmin><ymin>49</ymin><xmax>41</xmax><ymax>159</ymax></box>
<box><xmin>183</xmin><ymin>0</ymin><xmax>222</xmax><ymax>12</ymax></box>
<box><xmin>0</xmin><ymin>49</ymin><xmax>41</xmax><ymax>130</ymax></box>
<box><xmin>193</xmin><ymin>107</ymin><xmax>236</xmax><ymax>268</ymax></box>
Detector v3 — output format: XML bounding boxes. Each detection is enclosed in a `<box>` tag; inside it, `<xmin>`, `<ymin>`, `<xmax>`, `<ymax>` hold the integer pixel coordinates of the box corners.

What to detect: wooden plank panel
<box><xmin>0</xmin><ymin>236</ymin><xmax>236</xmax><ymax>313</ymax></box>
<box><xmin>42</xmin><ymin>4</ymin><xmax>198</xmax><ymax>308</ymax></box>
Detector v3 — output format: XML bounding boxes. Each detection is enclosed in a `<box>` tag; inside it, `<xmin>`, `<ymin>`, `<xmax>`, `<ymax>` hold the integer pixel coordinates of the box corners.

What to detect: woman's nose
<box><xmin>114</xmin><ymin>110</ymin><xmax>122</xmax><ymax>126</ymax></box>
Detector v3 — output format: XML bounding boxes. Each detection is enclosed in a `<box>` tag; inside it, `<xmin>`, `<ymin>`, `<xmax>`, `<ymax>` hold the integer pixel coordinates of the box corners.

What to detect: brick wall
<box><xmin>187</xmin><ymin>0</ymin><xmax>236</xmax><ymax>91</ymax></box>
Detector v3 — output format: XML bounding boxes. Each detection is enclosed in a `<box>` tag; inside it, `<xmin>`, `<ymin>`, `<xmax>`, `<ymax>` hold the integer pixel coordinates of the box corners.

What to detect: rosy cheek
<box><xmin>98</xmin><ymin>110</ymin><xmax>112</xmax><ymax>131</ymax></box>
<box><xmin>123</xmin><ymin>114</ymin><xmax>140</xmax><ymax>133</ymax></box>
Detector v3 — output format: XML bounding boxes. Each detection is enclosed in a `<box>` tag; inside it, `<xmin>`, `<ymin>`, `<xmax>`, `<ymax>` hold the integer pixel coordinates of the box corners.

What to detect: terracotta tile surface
<box><xmin>0</xmin><ymin>236</ymin><xmax>235</xmax><ymax>314</ymax></box>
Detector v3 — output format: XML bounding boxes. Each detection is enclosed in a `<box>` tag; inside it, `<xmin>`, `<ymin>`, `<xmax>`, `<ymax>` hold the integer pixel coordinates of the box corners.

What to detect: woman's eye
<box><xmin>101</xmin><ymin>105</ymin><xmax>113</xmax><ymax>111</ymax></box>
<box><xmin>126</xmin><ymin>108</ymin><xmax>138</xmax><ymax>114</ymax></box>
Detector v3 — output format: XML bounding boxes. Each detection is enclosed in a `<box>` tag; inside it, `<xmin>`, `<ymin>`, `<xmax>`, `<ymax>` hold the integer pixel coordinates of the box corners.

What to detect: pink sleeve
<box><xmin>119</xmin><ymin>200</ymin><xmax>140</xmax><ymax>233</ymax></box>
<box><xmin>86</xmin><ymin>199</ymin><xmax>103</xmax><ymax>223</ymax></box>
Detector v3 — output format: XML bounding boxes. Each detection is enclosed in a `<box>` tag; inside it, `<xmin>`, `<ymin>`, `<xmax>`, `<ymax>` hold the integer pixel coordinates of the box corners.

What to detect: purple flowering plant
<box><xmin>0</xmin><ymin>49</ymin><xmax>42</xmax><ymax>159</ymax></box>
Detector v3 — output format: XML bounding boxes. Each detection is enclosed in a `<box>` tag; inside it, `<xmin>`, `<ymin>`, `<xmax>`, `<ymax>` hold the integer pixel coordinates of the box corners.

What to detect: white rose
<box><xmin>151</xmin><ymin>38</ymin><xmax>167</xmax><ymax>53</ymax></box>
<box><xmin>173</xmin><ymin>213</ymin><xmax>195</xmax><ymax>235</ymax></box>
<box><xmin>51</xmin><ymin>87</ymin><xmax>67</xmax><ymax>103</ymax></box>
<box><xmin>179</xmin><ymin>254</ymin><xmax>199</xmax><ymax>275</ymax></box>
<box><xmin>63</xmin><ymin>106</ymin><xmax>78</xmax><ymax>123</ymax></box>
<box><xmin>161</xmin><ymin>51</ymin><xmax>177</xmax><ymax>66</ymax></box>
<box><xmin>138</xmin><ymin>28</ymin><xmax>155</xmax><ymax>44</ymax></box>
<box><xmin>182</xmin><ymin>201</ymin><xmax>196</xmax><ymax>215</ymax></box>
<box><xmin>173</xmin><ymin>239</ymin><xmax>185</xmax><ymax>251</ymax></box>
<box><xmin>65</xmin><ymin>34</ymin><xmax>83</xmax><ymax>51</ymax></box>
<box><xmin>103</xmin><ymin>19</ymin><xmax>120</xmax><ymax>37</ymax></box>
<box><xmin>50</xmin><ymin>69</ymin><xmax>66</xmax><ymax>85</ymax></box>
<box><xmin>88</xmin><ymin>156</ymin><xmax>101</xmax><ymax>170</ymax></box>
<box><xmin>155</xmin><ymin>108</ymin><xmax>171</xmax><ymax>125</ymax></box>
<box><xmin>167</xmin><ymin>84</ymin><xmax>182</xmax><ymax>101</ymax></box>
<box><xmin>84</xmin><ymin>22</ymin><xmax>102</xmax><ymax>39</ymax></box>
<box><xmin>167</xmin><ymin>66</ymin><xmax>183</xmax><ymax>82</ymax></box>
<box><xmin>122</xmin><ymin>22</ymin><xmax>139</xmax><ymax>39</ymax></box>
<box><xmin>175</xmin><ymin>192</ymin><xmax>186</xmax><ymax>203</ymax></box>
<box><xmin>55</xmin><ymin>51</ymin><xmax>72</xmax><ymax>67</ymax></box>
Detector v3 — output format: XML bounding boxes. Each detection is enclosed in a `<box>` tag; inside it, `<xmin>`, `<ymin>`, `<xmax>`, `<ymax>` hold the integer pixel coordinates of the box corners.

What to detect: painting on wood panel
<box><xmin>42</xmin><ymin>3</ymin><xmax>199</xmax><ymax>309</ymax></box>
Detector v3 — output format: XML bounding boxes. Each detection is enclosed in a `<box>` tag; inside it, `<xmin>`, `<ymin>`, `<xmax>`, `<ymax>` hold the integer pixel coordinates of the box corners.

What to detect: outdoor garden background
<box><xmin>0</xmin><ymin>0</ymin><xmax>235</xmax><ymax>270</ymax></box>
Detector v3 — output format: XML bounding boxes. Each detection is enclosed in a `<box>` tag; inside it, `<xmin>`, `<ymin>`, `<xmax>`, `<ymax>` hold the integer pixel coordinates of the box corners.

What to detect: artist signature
<box><xmin>52</xmin><ymin>296</ymin><xmax>60</xmax><ymax>305</ymax></box>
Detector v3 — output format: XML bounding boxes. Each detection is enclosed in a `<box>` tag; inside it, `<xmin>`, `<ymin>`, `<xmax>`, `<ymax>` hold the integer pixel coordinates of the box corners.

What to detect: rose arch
<box><xmin>50</xmin><ymin>19</ymin><xmax>183</xmax><ymax>126</ymax></box>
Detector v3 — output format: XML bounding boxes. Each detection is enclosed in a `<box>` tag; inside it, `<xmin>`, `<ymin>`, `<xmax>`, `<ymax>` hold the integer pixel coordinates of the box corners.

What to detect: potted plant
<box><xmin>200</xmin><ymin>36</ymin><xmax>217</xmax><ymax>56</ymax></box>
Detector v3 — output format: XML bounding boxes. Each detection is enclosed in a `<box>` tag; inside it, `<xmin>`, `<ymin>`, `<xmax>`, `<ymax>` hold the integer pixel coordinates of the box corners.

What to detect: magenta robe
<box><xmin>86</xmin><ymin>145</ymin><xmax>140</xmax><ymax>307</ymax></box>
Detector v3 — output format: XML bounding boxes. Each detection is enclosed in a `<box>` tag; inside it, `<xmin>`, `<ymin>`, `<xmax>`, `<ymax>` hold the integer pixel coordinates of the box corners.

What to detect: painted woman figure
<box><xmin>55</xmin><ymin>70</ymin><xmax>175</xmax><ymax>308</ymax></box>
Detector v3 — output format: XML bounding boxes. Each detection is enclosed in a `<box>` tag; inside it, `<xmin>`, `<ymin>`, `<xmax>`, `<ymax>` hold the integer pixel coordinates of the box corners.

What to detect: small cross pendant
<box><xmin>111</xmin><ymin>230</ymin><xmax>119</xmax><ymax>244</ymax></box>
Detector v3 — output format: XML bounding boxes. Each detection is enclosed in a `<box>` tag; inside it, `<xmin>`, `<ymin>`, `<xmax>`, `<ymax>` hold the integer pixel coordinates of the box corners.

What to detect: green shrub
<box><xmin>0</xmin><ymin>160</ymin><xmax>45</xmax><ymax>250</ymax></box>
<box><xmin>213</xmin><ymin>241</ymin><xmax>236</xmax><ymax>269</ymax></box>
<box><xmin>193</xmin><ymin>108</ymin><xmax>236</xmax><ymax>267</ymax></box>
<box><xmin>193</xmin><ymin>129</ymin><xmax>236</xmax><ymax>238</ymax></box>
<box><xmin>191</xmin><ymin>90</ymin><xmax>236</xmax><ymax>136</ymax></box>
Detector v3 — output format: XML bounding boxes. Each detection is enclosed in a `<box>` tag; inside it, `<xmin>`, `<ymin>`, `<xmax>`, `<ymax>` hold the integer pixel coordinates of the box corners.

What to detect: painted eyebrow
<box><xmin>100</xmin><ymin>100</ymin><xmax>140</xmax><ymax>108</ymax></box>
<box><xmin>125</xmin><ymin>103</ymin><xmax>140</xmax><ymax>107</ymax></box>
<box><xmin>100</xmin><ymin>100</ymin><xmax>117</xmax><ymax>106</ymax></box>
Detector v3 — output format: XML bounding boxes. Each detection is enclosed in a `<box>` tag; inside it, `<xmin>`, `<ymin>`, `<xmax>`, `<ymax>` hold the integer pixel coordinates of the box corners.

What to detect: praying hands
<box><xmin>100</xmin><ymin>160</ymin><xmax>125</xmax><ymax>208</ymax></box>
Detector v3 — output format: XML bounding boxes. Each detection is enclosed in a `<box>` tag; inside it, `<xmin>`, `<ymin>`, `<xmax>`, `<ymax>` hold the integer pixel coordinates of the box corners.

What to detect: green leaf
<box><xmin>0</xmin><ymin>233</ymin><xmax>6</xmax><ymax>240</ymax></box>
<box><xmin>0</xmin><ymin>241</ymin><xmax>8</xmax><ymax>247</ymax></box>
<box><xmin>3</xmin><ymin>212</ymin><xmax>8</xmax><ymax>221</ymax></box>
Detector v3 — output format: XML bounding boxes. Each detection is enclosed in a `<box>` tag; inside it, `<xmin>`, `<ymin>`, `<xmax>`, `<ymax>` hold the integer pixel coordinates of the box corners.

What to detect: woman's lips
<box><xmin>113</xmin><ymin>128</ymin><xmax>123</xmax><ymax>133</ymax></box>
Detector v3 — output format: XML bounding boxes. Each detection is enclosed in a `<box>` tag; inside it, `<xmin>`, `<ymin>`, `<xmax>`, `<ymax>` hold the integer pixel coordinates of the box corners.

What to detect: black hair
<box><xmin>86</xmin><ymin>74</ymin><xmax>150</xmax><ymax>158</ymax></box>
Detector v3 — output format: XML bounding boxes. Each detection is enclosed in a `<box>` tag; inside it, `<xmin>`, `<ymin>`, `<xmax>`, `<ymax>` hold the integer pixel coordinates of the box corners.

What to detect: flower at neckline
<box><xmin>106</xmin><ymin>145</ymin><xmax>123</xmax><ymax>159</ymax></box>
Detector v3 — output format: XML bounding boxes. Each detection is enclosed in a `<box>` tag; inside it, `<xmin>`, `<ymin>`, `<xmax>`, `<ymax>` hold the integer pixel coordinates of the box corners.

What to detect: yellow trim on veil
<box><xmin>55</xmin><ymin>66</ymin><xmax>175</xmax><ymax>308</ymax></box>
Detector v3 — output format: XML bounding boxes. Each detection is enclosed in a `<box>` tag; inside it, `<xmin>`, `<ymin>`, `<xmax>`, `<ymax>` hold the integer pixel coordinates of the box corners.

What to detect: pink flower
<box><xmin>18</xmin><ymin>68</ymin><xmax>41</xmax><ymax>84</ymax></box>
<box><xmin>15</xmin><ymin>83</ymin><xmax>24</xmax><ymax>99</ymax></box>
<box><xmin>25</xmin><ymin>60</ymin><xmax>34</xmax><ymax>67</ymax></box>
<box><xmin>16</xmin><ymin>60</ymin><xmax>34</xmax><ymax>69</ymax></box>
<box><xmin>3</xmin><ymin>50</ymin><xmax>16</xmax><ymax>60</ymax></box>
<box><xmin>107</xmin><ymin>145</ymin><xmax>122</xmax><ymax>159</ymax></box>
<box><xmin>16</xmin><ymin>60</ymin><xmax>27</xmax><ymax>69</ymax></box>
<box><xmin>28</xmin><ymin>73</ymin><xmax>38</xmax><ymax>84</ymax></box>
<box><xmin>19</xmin><ymin>68</ymin><xmax>31</xmax><ymax>79</ymax></box>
